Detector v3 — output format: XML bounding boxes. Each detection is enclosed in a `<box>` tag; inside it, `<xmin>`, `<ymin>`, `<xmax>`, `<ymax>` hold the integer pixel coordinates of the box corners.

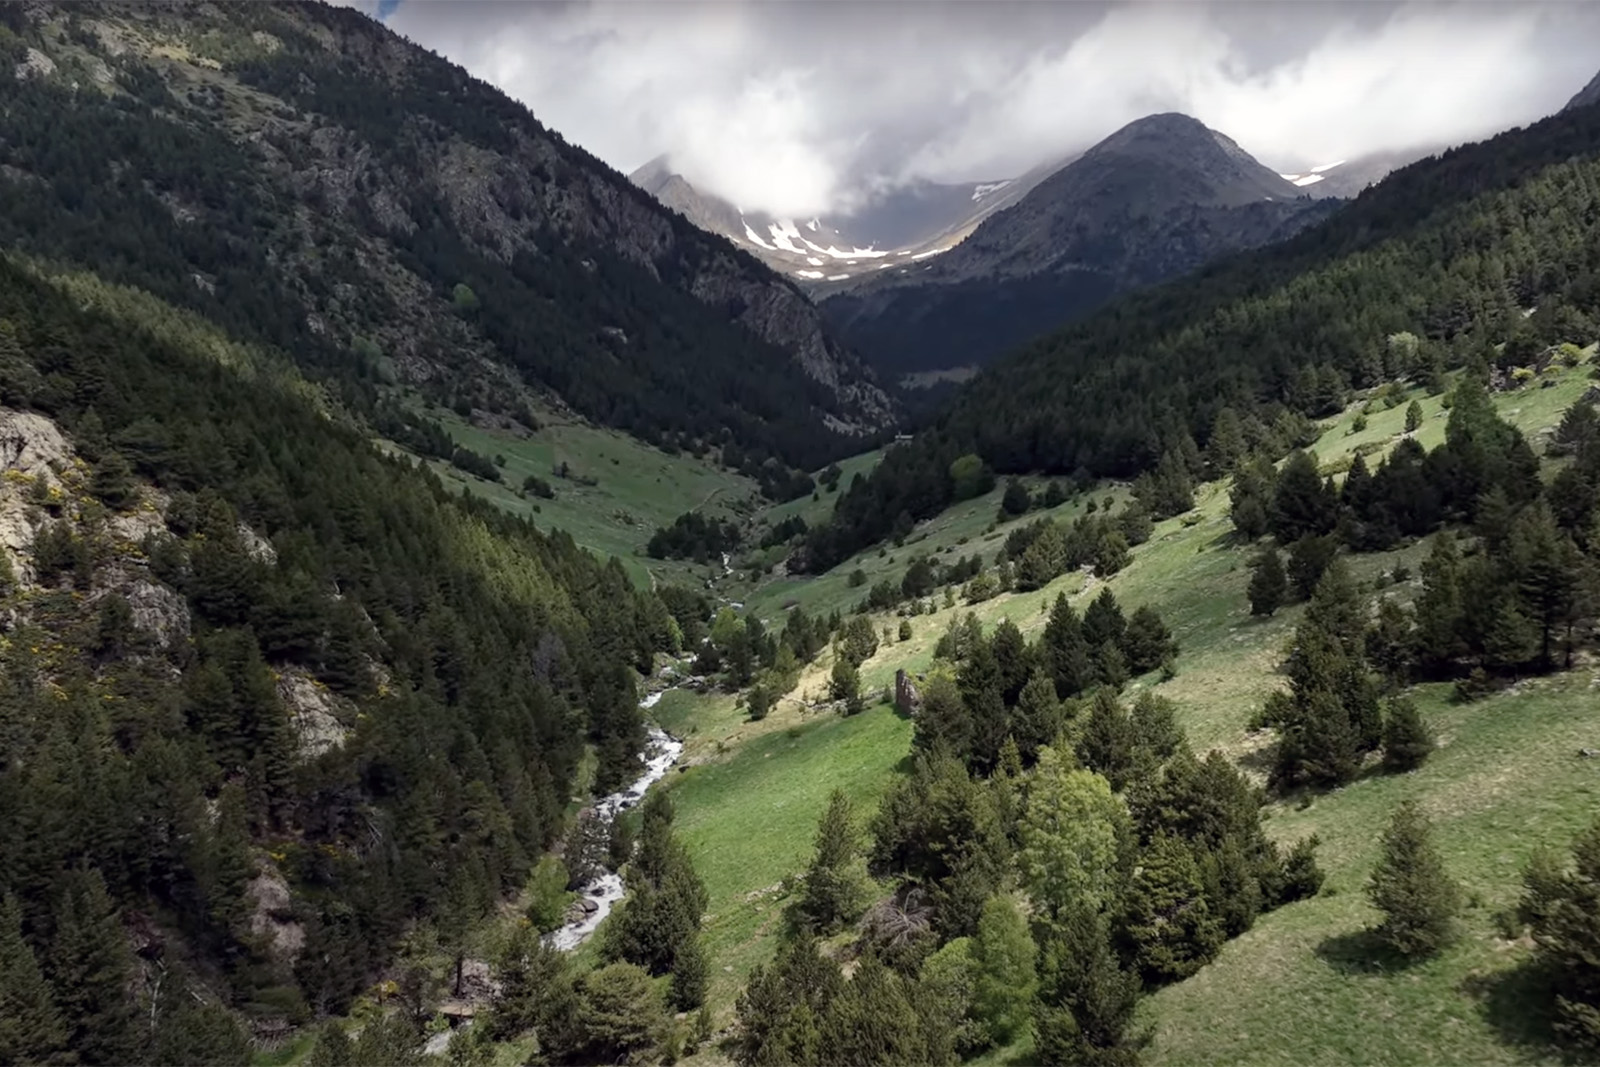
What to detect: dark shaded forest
<box><xmin>0</xmin><ymin>254</ymin><xmax>680</xmax><ymax>1061</ymax></box>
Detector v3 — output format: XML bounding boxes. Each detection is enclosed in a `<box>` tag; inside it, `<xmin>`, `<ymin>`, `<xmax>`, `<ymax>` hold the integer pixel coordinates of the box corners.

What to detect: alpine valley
<box><xmin>4</xmin><ymin>4</ymin><xmax>1600</xmax><ymax>1067</ymax></box>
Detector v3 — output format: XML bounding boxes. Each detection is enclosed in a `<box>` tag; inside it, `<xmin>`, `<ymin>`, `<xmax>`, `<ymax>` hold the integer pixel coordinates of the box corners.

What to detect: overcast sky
<box><xmin>345</xmin><ymin>0</ymin><xmax>1600</xmax><ymax>218</ymax></box>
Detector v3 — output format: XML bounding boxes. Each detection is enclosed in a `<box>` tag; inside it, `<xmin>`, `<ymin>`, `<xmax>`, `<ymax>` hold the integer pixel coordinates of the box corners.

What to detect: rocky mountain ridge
<box><xmin>819</xmin><ymin>112</ymin><xmax>1342</xmax><ymax>378</ymax></box>
<box><xmin>0</xmin><ymin>1</ymin><xmax>893</xmax><ymax>470</ymax></box>
<box><xmin>630</xmin><ymin>153</ymin><xmax>1062</xmax><ymax>290</ymax></box>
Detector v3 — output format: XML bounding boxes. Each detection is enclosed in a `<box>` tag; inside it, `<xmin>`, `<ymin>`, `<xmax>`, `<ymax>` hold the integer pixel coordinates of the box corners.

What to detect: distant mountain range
<box><xmin>631</xmin><ymin>154</ymin><xmax>1063</xmax><ymax>287</ymax></box>
<box><xmin>816</xmin><ymin>113</ymin><xmax>1346</xmax><ymax>378</ymax></box>
<box><xmin>632</xmin><ymin>117</ymin><xmax>1442</xmax><ymax>380</ymax></box>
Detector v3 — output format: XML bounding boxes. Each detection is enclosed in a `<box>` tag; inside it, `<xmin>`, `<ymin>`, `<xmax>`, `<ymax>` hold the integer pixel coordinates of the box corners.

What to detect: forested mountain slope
<box><xmin>0</xmin><ymin>2</ymin><xmax>894</xmax><ymax>475</ymax></box>
<box><xmin>819</xmin><ymin>114</ymin><xmax>1340</xmax><ymax>378</ymax></box>
<box><xmin>800</xmin><ymin>89</ymin><xmax>1600</xmax><ymax>570</ymax></box>
<box><xmin>0</xmin><ymin>254</ymin><xmax>680</xmax><ymax>1060</ymax></box>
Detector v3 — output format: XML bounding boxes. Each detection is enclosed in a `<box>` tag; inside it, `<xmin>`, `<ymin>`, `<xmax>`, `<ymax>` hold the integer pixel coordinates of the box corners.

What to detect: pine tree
<box><xmin>1033</xmin><ymin>905</ymin><xmax>1147</xmax><ymax>1067</ymax></box>
<box><xmin>0</xmin><ymin>894</ymin><xmax>69</xmax><ymax>1066</ymax></box>
<box><xmin>1083</xmin><ymin>589</ymin><xmax>1127</xmax><ymax>650</ymax></box>
<box><xmin>796</xmin><ymin>790</ymin><xmax>867</xmax><ymax>934</ymax></box>
<box><xmin>46</xmin><ymin>867</ymin><xmax>138</xmax><ymax>1064</ymax></box>
<box><xmin>1413</xmin><ymin>534</ymin><xmax>1467</xmax><ymax>671</ymax></box>
<box><xmin>829</xmin><ymin>657</ymin><xmax>863</xmax><ymax>714</ymax></box>
<box><xmin>668</xmin><ymin>934</ymin><xmax>709</xmax><ymax>1013</ymax></box>
<box><xmin>1042</xmin><ymin>595</ymin><xmax>1094</xmax><ymax>698</ymax></box>
<box><xmin>1271</xmin><ymin>450</ymin><xmax>1337</xmax><ymax>543</ymax></box>
<box><xmin>1121</xmin><ymin>605</ymin><xmax>1177</xmax><ymax>676</ymax></box>
<box><xmin>1011</xmin><ymin>671</ymin><xmax>1065</xmax><ymax>765</ymax></box>
<box><xmin>566</xmin><ymin>963</ymin><xmax>667</xmax><ymax>1066</ymax></box>
<box><xmin>1367</xmin><ymin>801</ymin><xmax>1461</xmax><ymax>957</ymax></box>
<box><xmin>733</xmin><ymin>933</ymin><xmax>842</xmax><ymax>1067</ymax></box>
<box><xmin>1077</xmin><ymin>688</ymin><xmax>1136</xmax><ymax>792</ymax></box>
<box><xmin>1381</xmin><ymin>696</ymin><xmax>1434</xmax><ymax>772</ymax></box>
<box><xmin>1228</xmin><ymin>457</ymin><xmax>1275</xmax><ymax>541</ymax></box>
<box><xmin>818</xmin><ymin>952</ymin><xmax>932</xmax><ymax>1066</ymax></box>
<box><xmin>971</xmin><ymin>895</ymin><xmax>1036</xmax><ymax>1047</ymax></box>
<box><xmin>1116</xmin><ymin>832</ymin><xmax>1225</xmax><ymax>984</ymax></box>
<box><xmin>1247</xmin><ymin>547</ymin><xmax>1287</xmax><ymax>616</ymax></box>
<box><xmin>1287</xmin><ymin>534</ymin><xmax>1339</xmax><ymax>603</ymax></box>
<box><xmin>1520</xmin><ymin>819</ymin><xmax>1600</xmax><ymax>1049</ymax></box>
<box><xmin>1405</xmin><ymin>399</ymin><xmax>1424</xmax><ymax>434</ymax></box>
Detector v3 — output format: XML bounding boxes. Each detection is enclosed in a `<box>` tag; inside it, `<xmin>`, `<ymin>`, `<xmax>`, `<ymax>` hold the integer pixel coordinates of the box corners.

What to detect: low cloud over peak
<box><xmin>363</xmin><ymin>0</ymin><xmax>1600</xmax><ymax>218</ymax></box>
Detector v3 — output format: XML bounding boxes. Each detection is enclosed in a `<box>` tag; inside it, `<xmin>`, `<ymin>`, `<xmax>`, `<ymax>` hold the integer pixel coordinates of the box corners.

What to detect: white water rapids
<box><xmin>544</xmin><ymin>689</ymin><xmax>685</xmax><ymax>952</ymax></box>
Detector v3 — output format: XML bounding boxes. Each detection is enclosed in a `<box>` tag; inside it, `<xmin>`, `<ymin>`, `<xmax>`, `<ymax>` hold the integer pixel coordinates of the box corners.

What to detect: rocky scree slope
<box><xmin>0</xmin><ymin>1</ymin><xmax>894</xmax><ymax>468</ymax></box>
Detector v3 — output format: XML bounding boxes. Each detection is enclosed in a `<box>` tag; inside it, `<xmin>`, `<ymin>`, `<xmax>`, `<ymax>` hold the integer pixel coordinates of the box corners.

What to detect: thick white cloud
<box><xmin>379</xmin><ymin>0</ymin><xmax>1600</xmax><ymax>217</ymax></box>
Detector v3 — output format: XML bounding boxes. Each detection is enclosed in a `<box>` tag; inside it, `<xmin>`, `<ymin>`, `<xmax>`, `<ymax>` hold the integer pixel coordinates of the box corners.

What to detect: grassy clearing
<box><xmin>1145</xmin><ymin>672</ymin><xmax>1600</xmax><ymax>1067</ymax></box>
<box><xmin>663</xmin><ymin>702</ymin><xmax>913</xmax><ymax>1021</ymax></box>
<box><xmin>385</xmin><ymin>393</ymin><xmax>757</xmax><ymax>588</ymax></box>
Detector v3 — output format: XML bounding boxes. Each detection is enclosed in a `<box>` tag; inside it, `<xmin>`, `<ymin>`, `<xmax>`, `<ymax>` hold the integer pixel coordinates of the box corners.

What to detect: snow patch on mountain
<box><xmin>972</xmin><ymin>180</ymin><xmax>1013</xmax><ymax>201</ymax></box>
<box><xmin>1278</xmin><ymin>161</ymin><xmax>1345</xmax><ymax>187</ymax></box>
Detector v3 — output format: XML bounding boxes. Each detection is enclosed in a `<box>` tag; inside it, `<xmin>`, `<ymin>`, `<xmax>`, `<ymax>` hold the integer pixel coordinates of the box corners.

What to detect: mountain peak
<box><xmin>1565</xmin><ymin>69</ymin><xmax>1600</xmax><ymax>113</ymax></box>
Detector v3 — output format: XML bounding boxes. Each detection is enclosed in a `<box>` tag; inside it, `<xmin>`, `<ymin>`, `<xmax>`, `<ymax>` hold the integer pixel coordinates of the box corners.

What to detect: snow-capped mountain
<box><xmin>629</xmin><ymin>155</ymin><xmax>1062</xmax><ymax>287</ymax></box>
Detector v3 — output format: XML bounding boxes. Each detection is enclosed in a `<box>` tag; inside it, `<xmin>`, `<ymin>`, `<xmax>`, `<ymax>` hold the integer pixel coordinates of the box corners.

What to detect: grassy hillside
<box><xmin>646</xmin><ymin>356</ymin><xmax>1600</xmax><ymax>1062</ymax></box>
<box><xmin>391</xmin><ymin>395</ymin><xmax>759</xmax><ymax>588</ymax></box>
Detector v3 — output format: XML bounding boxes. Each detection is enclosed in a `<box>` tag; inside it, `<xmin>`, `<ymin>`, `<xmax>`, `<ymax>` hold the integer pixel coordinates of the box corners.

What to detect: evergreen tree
<box><xmin>912</xmin><ymin>671</ymin><xmax>974</xmax><ymax>763</ymax></box>
<box><xmin>1041</xmin><ymin>594</ymin><xmax>1094</xmax><ymax>699</ymax></box>
<box><xmin>1116</xmin><ymin>833</ymin><xmax>1225</xmax><ymax>984</ymax></box>
<box><xmin>1033</xmin><ymin>905</ymin><xmax>1147</xmax><ymax>1067</ymax></box>
<box><xmin>1276</xmin><ymin>835</ymin><xmax>1327</xmax><ymax>904</ymax></box>
<box><xmin>1121</xmin><ymin>605</ymin><xmax>1178</xmax><ymax>676</ymax></box>
<box><xmin>1367</xmin><ymin>801</ymin><xmax>1461</xmax><ymax>957</ymax></box>
<box><xmin>1520</xmin><ymin>819</ymin><xmax>1600</xmax><ymax>1050</ymax></box>
<box><xmin>46</xmin><ymin>867</ymin><xmax>138</xmax><ymax>1065</ymax></box>
<box><xmin>564</xmin><ymin>963</ymin><xmax>667</xmax><ymax>1066</ymax></box>
<box><xmin>1228</xmin><ymin>457</ymin><xmax>1275</xmax><ymax>541</ymax></box>
<box><xmin>829</xmin><ymin>657</ymin><xmax>864</xmax><ymax>714</ymax></box>
<box><xmin>818</xmin><ymin>951</ymin><xmax>938</xmax><ymax>1066</ymax></box>
<box><xmin>0</xmin><ymin>894</ymin><xmax>69</xmax><ymax>1066</ymax></box>
<box><xmin>1287</xmin><ymin>534</ymin><xmax>1339</xmax><ymax>603</ymax></box>
<box><xmin>1271</xmin><ymin>450</ymin><xmax>1337</xmax><ymax>543</ymax></box>
<box><xmin>1207</xmin><ymin>407</ymin><xmax>1248</xmax><ymax>479</ymax></box>
<box><xmin>733</xmin><ymin>934</ymin><xmax>842</xmax><ymax>1067</ymax></box>
<box><xmin>1413</xmin><ymin>534</ymin><xmax>1467</xmax><ymax>672</ymax></box>
<box><xmin>1381</xmin><ymin>696</ymin><xmax>1434</xmax><ymax>772</ymax></box>
<box><xmin>1365</xmin><ymin>597</ymin><xmax>1416</xmax><ymax>687</ymax></box>
<box><xmin>796</xmin><ymin>790</ymin><xmax>867</xmax><ymax>934</ymax></box>
<box><xmin>489</xmin><ymin>923</ymin><xmax>568</xmax><ymax>1041</ymax></box>
<box><xmin>1083</xmin><ymin>589</ymin><xmax>1127</xmax><ymax>650</ymax></box>
<box><xmin>1247</xmin><ymin>546</ymin><xmax>1288</xmax><ymax>616</ymax></box>
<box><xmin>1405</xmin><ymin>399</ymin><xmax>1424</xmax><ymax>434</ymax></box>
<box><xmin>1078</xmin><ymin>688</ymin><xmax>1137</xmax><ymax>792</ymax></box>
<box><xmin>1012</xmin><ymin>671</ymin><xmax>1066</xmax><ymax>765</ymax></box>
<box><xmin>961</xmin><ymin>638</ymin><xmax>1011</xmax><ymax>773</ymax></box>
